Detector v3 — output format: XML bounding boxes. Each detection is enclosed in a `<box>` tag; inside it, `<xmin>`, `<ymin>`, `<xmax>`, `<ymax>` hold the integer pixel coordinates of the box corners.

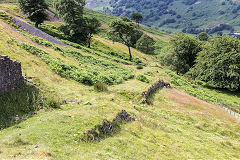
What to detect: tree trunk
<box><xmin>35</xmin><ymin>22</ymin><xmax>39</xmax><ymax>28</ymax></box>
<box><xmin>88</xmin><ymin>39</ymin><xmax>91</xmax><ymax>48</ymax></box>
<box><xmin>128</xmin><ymin>46</ymin><xmax>132</xmax><ymax>61</ymax></box>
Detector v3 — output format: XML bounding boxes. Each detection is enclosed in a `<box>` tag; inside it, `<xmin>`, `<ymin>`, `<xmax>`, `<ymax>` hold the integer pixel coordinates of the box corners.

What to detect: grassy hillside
<box><xmin>86</xmin><ymin>0</ymin><xmax>240</xmax><ymax>34</ymax></box>
<box><xmin>0</xmin><ymin>2</ymin><xmax>240</xmax><ymax>159</ymax></box>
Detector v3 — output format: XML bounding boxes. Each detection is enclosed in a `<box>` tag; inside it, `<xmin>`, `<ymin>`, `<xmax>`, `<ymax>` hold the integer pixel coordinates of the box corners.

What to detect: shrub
<box><xmin>137</xmin><ymin>75</ymin><xmax>150</xmax><ymax>83</ymax></box>
<box><xmin>44</xmin><ymin>96</ymin><xmax>61</xmax><ymax>109</ymax></box>
<box><xmin>137</xmin><ymin>65</ymin><xmax>143</xmax><ymax>69</ymax></box>
<box><xmin>94</xmin><ymin>82</ymin><xmax>108</xmax><ymax>92</ymax></box>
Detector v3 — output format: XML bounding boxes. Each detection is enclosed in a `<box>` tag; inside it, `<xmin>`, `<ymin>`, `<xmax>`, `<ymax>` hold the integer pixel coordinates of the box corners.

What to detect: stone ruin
<box><xmin>142</xmin><ymin>79</ymin><xmax>171</xmax><ymax>104</ymax></box>
<box><xmin>0</xmin><ymin>55</ymin><xmax>24</xmax><ymax>93</ymax></box>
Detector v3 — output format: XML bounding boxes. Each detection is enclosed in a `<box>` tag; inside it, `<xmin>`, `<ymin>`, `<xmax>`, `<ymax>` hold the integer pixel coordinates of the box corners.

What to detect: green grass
<box><xmin>0</xmin><ymin>82</ymin><xmax>42</xmax><ymax>129</ymax></box>
<box><xmin>0</xmin><ymin>2</ymin><xmax>240</xmax><ymax>159</ymax></box>
<box><xmin>166</xmin><ymin>70</ymin><xmax>240</xmax><ymax>113</ymax></box>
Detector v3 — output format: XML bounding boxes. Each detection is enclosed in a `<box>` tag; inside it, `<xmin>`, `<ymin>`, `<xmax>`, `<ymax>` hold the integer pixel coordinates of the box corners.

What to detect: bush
<box><xmin>44</xmin><ymin>96</ymin><xmax>61</xmax><ymax>109</ymax></box>
<box><xmin>137</xmin><ymin>65</ymin><xmax>143</xmax><ymax>69</ymax></box>
<box><xmin>94</xmin><ymin>82</ymin><xmax>108</xmax><ymax>92</ymax></box>
<box><xmin>137</xmin><ymin>75</ymin><xmax>150</xmax><ymax>83</ymax></box>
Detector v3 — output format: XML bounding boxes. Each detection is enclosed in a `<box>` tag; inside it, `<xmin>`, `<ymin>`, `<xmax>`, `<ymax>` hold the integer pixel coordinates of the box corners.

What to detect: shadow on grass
<box><xmin>0</xmin><ymin>82</ymin><xmax>42</xmax><ymax>130</ymax></box>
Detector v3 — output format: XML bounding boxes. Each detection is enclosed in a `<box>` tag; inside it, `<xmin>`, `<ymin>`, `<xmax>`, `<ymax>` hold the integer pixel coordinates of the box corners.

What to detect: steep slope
<box><xmin>86</xmin><ymin>0</ymin><xmax>240</xmax><ymax>34</ymax></box>
<box><xmin>0</xmin><ymin>2</ymin><xmax>240</xmax><ymax>159</ymax></box>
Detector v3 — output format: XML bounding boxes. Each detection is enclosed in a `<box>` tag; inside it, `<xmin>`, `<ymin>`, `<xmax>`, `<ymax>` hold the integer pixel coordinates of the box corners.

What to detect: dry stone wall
<box><xmin>0</xmin><ymin>55</ymin><xmax>24</xmax><ymax>93</ymax></box>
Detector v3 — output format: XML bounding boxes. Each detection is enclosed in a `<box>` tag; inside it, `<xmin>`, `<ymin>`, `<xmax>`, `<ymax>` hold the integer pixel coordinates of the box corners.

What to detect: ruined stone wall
<box><xmin>0</xmin><ymin>55</ymin><xmax>24</xmax><ymax>92</ymax></box>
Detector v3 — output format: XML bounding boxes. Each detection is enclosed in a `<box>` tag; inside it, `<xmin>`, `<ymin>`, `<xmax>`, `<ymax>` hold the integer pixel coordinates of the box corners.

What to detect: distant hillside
<box><xmin>86</xmin><ymin>0</ymin><xmax>240</xmax><ymax>34</ymax></box>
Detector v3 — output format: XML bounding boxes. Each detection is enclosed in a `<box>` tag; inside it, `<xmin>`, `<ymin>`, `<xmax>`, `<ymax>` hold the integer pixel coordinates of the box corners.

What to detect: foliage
<box><xmin>136</xmin><ymin>34</ymin><xmax>155</xmax><ymax>54</ymax></box>
<box><xmin>189</xmin><ymin>35</ymin><xmax>240</xmax><ymax>91</ymax></box>
<box><xmin>84</xmin><ymin>17</ymin><xmax>101</xmax><ymax>48</ymax></box>
<box><xmin>44</xmin><ymin>96</ymin><xmax>61</xmax><ymax>109</ymax></box>
<box><xmin>18</xmin><ymin>42</ymin><xmax>134</xmax><ymax>85</ymax></box>
<box><xmin>39</xmin><ymin>23</ymin><xmax>67</xmax><ymax>40</ymax></box>
<box><xmin>94</xmin><ymin>82</ymin><xmax>108</xmax><ymax>92</ymax></box>
<box><xmin>55</xmin><ymin>0</ymin><xmax>86</xmax><ymax>42</ymax></box>
<box><xmin>109</xmin><ymin>19</ymin><xmax>143</xmax><ymax>61</ymax></box>
<box><xmin>160</xmin><ymin>33</ymin><xmax>201</xmax><ymax>74</ymax></box>
<box><xmin>90</xmin><ymin>0</ymin><xmax>240</xmax><ymax>34</ymax></box>
<box><xmin>167</xmin><ymin>70</ymin><xmax>240</xmax><ymax>113</ymax></box>
<box><xmin>120</xmin><ymin>16</ymin><xmax>131</xmax><ymax>22</ymax></box>
<box><xmin>55</xmin><ymin>0</ymin><xmax>85</xmax><ymax>24</ymax></box>
<box><xmin>197</xmin><ymin>32</ymin><xmax>209</xmax><ymax>41</ymax></box>
<box><xmin>18</xmin><ymin>0</ymin><xmax>48</xmax><ymax>28</ymax></box>
<box><xmin>136</xmin><ymin>74</ymin><xmax>150</xmax><ymax>83</ymax></box>
<box><xmin>167</xmin><ymin>70</ymin><xmax>217</xmax><ymax>103</ymax></box>
<box><xmin>131</xmin><ymin>12</ymin><xmax>143</xmax><ymax>25</ymax></box>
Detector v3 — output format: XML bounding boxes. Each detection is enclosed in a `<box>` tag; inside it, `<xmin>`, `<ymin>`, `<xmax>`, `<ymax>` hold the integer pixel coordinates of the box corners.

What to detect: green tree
<box><xmin>55</xmin><ymin>0</ymin><xmax>86</xmax><ymax>42</ymax></box>
<box><xmin>18</xmin><ymin>0</ymin><xmax>48</xmax><ymax>28</ymax></box>
<box><xmin>161</xmin><ymin>33</ymin><xmax>201</xmax><ymax>74</ymax></box>
<box><xmin>131</xmin><ymin>12</ymin><xmax>143</xmax><ymax>26</ymax></box>
<box><xmin>189</xmin><ymin>35</ymin><xmax>240</xmax><ymax>90</ymax></box>
<box><xmin>55</xmin><ymin>0</ymin><xmax>85</xmax><ymax>24</ymax></box>
<box><xmin>109</xmin><ymin>19</ymin><xmax>143</xmax><ymax>61</ymax></box>
<box><xmin>120</xmin><ymin>16</ymin><xmax>131</xmax><ymax>22</ymax></box>
<box><xmin>197</xmin><ymin>32</ymin><xmax>209</xmax><ymax>41</ymax></box>
<box><xmin>136</xmin><ymin>34</ymin><xmax>156</xmax><ymax>54</ymax></box>
<box><xmin>84</xmin><ymin>17</ymin><xmax>101</xmax><ymax>48</ymax></box>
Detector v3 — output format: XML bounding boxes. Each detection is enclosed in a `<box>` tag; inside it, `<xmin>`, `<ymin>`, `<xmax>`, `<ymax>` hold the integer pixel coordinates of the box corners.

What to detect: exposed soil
<box><xmin>167</xmin><ymin>88</ymin><xmax>240</xmax><ymax>124</ymax></box>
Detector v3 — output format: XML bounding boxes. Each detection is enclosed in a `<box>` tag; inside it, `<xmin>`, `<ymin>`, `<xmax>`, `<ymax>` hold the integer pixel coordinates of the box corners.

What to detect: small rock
<box><xmin>27</xmin><ymin>79</ymin><xmax>33</xmax><ymax>82</ymax></box>
<box><xmin>83</xmin><ymin>101</ymin><xmax>91</xmax><ymax>105</ymax></box>
<box><xmin>62</xmin><ymin>99</ymin><xmax>67</xmax><ymax>104</ymax></box>
<box><xmin>76</xmin><ymin>99</ymin><xmax>82</xmax><ymax>104</ymax></box>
